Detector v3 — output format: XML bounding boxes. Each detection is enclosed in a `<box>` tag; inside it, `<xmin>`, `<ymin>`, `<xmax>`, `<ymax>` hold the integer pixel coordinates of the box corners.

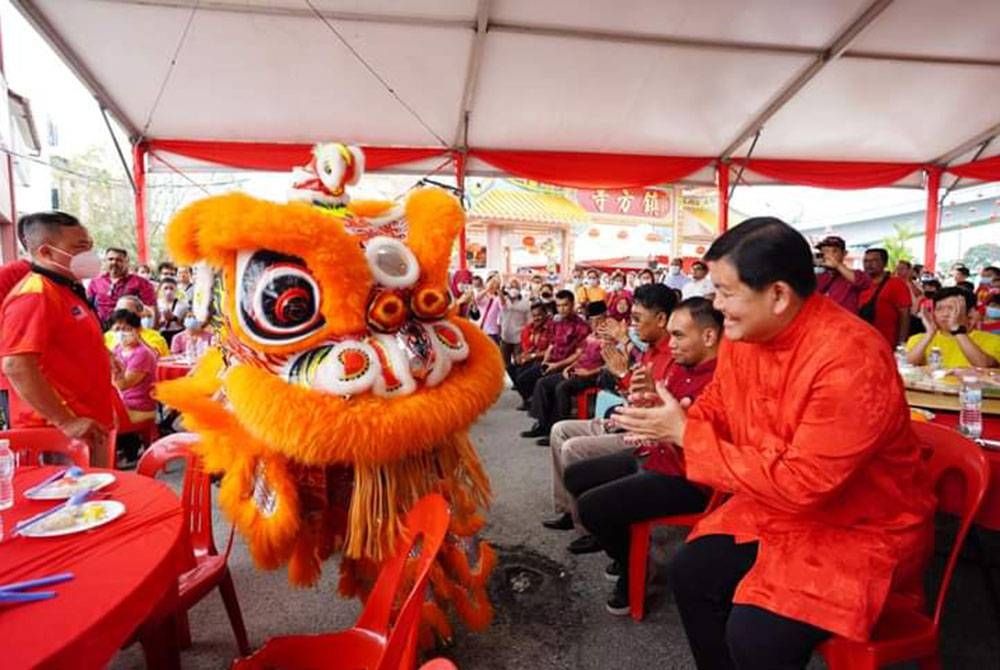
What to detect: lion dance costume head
<box><xmin>157</xmin><ymin>143</ymin><xmax>504</xmax><ymax>640</ymax></box>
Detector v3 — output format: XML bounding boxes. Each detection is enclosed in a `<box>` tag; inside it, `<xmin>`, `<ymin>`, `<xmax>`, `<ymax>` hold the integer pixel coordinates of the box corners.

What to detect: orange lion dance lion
<box><xmin>156</xmin><ymin>144</ymin><xmax>503</xmax><ymax>641</ymax></box>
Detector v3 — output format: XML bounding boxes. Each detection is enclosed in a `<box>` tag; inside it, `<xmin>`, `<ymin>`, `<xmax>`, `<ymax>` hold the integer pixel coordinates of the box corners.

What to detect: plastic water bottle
<box><xmin>959</xmin><ymin>375</ymin><xmax>983</xmax><ymax>440</ymax></box>
<box><xmin>928</xmin><ymin>347</ymin><xmax>943</xmax><ymax>371</ymax></box>
<box><xmin>0</xmin><ymin>439</ymin><xmax>14</xmax><ymax>510</ymax></box>
<box><xmin>894</xmin><ymin>345</ymin><xmax>908</xmax><ymax>371</ymax></box>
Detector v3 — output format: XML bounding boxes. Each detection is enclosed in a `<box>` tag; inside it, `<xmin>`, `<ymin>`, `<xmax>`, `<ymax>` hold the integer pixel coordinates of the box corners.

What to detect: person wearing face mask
<box><xmin>605</xmin><ymin>271</ymin><xmax>633</xmax><ymax>322</ymax></box>
<box><xmin>983</xmin><ymin>294</ymin><xmax>1000</xmax><ymax>334</ymax></box>
<box><xmin>170</xmin><ymin>311</ymin><xmax>213</xmax><ymax>360</ymax></box>
<box><xmin>499</xmin><ymin>279</ymin><xmax>530</xmax><ymax>369</ymax></box>
<box><xmin>156</xmin><ymin>277</ymin><xmax>189</xmax><ymax>346</ymax></box>
<box><xmin>565</xmin><ymin>297</ymin><xmax>720</xmax><ymax>616</ymax></box>
<box><xmin>663</xmin><ymin>258</ymin><xmax>689</xmax><ymax>291</ymax></box>
<box><xmin>541</xmin><ymin>285</ymin><xmax>679</xmax><ymax>544</ymax></box>
<box><xmin>0</xmin><ymin>211</ymin><xmax>114</xmax><ymax>465</ymax></box>
<box><xmin>976</xmin><ymin>266</ymin><xmax>999</xmax><ymax>309</ymax></box>
<box><xmin>538</xmin><ymin>283</ymin><xmax>557</xmax><ymax>316</ymax></box>
<box><xmin>109</xmin><ymin>309</ymin><xmax>159</xmax><ymax>467</ymax></box>
<box><xmin>575</xmin><ymin>268</ymin><xmax>607</xmax><ymax>309</ymax></box>
<box><xmin>103</xmin><ymin>295</ymin><xmax>170</xmax><ymax>357</ymax></box>
<box><xmin>86</xmin><ymin>245</ymin><xmax>157</xmax><ymax>327</ymax></box>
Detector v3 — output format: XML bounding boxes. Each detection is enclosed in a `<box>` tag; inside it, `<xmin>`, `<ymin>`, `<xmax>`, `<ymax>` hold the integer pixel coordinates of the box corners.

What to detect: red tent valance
<box><xmin>471</xmin><ymin>149</ymin><xmax>711</xmax><ymax>189</ymax></box>
<box><xmin>733</xmin><ymin>158</ymin><xmax>923</xmax><ymax>190</ymax></box>
<box><xmin>147</xmin><ymin>139</ymin><xmax>450</xmax><ymax>172</ymax></box>
<box><xmin>946</xmin><ymin>155</ymin><xmax>1000</xmax><ymax>182</ymax></box>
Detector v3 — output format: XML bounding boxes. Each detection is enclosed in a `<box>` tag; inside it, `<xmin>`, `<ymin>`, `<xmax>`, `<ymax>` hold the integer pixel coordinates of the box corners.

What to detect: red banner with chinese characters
<box><xmin>575</xmin><ymin>188</ymin><xmax>672</xmax><ymax>219</ymax></box>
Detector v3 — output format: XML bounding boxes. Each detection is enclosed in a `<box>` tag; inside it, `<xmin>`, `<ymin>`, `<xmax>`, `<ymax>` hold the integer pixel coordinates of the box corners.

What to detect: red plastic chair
<box><xmin>112</xmin><ymin>391</ymin><xmax>159</xmax><ymax>449</ymax></box>
<box><xmin>818</xmin><ymin>422</ymin><xmax>990</xmax><ymax>670</ymax></box>
<box><xmin>232</xmin><ymin>493</ymin><xmax>452</xmax><ymax>670</ymax></box>
<box><xmin>419</xmin><ymin>659</ymin><xmax>458</xmax><ymax>670</ymax></box>
<box><xmin>628</xmin><ymin>489</ymin><xmax>725</xmax><ymax>621</ymax></box>
<box><xmin>576</xmin><ymin>387</ymin><xmax>598</xmax><ymax>419</ymax></box>
<box><xmin>0</xmin><ymin>426</ymin><xmax>118</xmax><ymax>469</ymax></box>
<box><xmin>137</xmin><ymin>432</ymin><xmax>250</xmax><ymax>657</ymax></box>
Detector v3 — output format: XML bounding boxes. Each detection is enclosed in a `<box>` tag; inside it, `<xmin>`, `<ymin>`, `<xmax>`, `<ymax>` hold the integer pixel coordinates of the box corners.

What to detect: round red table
<box><xmin>0</xmin><ymin>467</ymin><xmax>186</xmax><ymax>669</ymax></box>
<box><xmin>156</xmin><ymin>357</ymin><xmax>194</xmax><ymax>383</ymax></box>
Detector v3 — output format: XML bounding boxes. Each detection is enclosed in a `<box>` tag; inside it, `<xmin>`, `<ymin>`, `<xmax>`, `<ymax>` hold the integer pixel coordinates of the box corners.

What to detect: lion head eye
<box><xmin>237</xmin><ymin>250</ymin><xmax>324</xmax><ymax>344</ymax></box>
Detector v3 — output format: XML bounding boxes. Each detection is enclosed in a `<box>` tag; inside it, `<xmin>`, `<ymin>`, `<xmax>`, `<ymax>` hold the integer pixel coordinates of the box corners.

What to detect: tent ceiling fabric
<box><xmin>16</xmin><ymin>0</ymin><xmax>1000</xmax><ymax>183</ymax></box>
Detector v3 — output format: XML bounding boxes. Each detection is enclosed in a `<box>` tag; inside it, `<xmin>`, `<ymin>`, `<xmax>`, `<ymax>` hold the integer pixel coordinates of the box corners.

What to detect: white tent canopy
<box><xmin>12</xmin><ymin>0</ymin><xmax>1000</xmax><ymax>185</ymax></box>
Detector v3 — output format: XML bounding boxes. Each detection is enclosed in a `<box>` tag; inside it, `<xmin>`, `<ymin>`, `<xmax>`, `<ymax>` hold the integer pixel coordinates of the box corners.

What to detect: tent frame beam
<box><xmin>11</xmin><ymin>0</ymin><xmax>142</xmax><ymax>140</ymax></box>
<box><xmin>454</xmin><ymin>0</ymin><xmax>492</xmax><ymax>149</ymax></box>
<box><xmin>719</xmin><ymin>0</ymin><xmax>894</xmax><ymax>159</ymax></box>
<box><xmin>934</xmin><ymin>120</ymin><xmax>1000</xmax><ymax>165</ymax></box>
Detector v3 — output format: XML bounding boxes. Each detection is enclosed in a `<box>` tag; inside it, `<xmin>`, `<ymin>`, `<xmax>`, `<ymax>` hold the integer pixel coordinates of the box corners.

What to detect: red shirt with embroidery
<box><xmin>548</xmin><ymin>314</ymin><xmax>590</xmax><ymax>362</ymax></box>
<box><xmin>519</xmin><ymin>319</ymin><xmax>553</xmax><ymax>357</ymax></box>
<box><xmin>682</xmin><ymin>294</ymin><xmax>933</xmax><ymax>642</ymax></box>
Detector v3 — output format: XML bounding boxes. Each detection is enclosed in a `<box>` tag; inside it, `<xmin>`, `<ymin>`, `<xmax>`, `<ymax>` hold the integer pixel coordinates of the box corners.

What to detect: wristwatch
<box><xmin>950</xmin><ymin>326</ymin><xmax>968</xmax><ymax>335</ymax></box>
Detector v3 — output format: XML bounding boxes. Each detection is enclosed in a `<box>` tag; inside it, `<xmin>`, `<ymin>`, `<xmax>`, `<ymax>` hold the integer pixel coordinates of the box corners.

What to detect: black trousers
<box><xmin>670</xmin><ymin>535</ymin><xmax>831</xmax><ymax>670</ymax></box>
<box><xmin>530</xmin><ymin>373</ymin><xmax>598</xmax><ymax>431</ymax></box>
<box><xmin>565</xmin><ymin>451</ymin><xmax>707</xmax><ymax>582</ymax></box>
<box><xmin>513</xmin><ymin>362</ymin><xmax>543</xmax><ymax>402</ymax></box>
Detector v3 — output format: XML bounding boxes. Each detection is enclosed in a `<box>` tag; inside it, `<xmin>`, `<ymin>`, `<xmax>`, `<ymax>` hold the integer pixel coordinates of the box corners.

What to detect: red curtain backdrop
<box><xmin>732</xmin><ymin>158</ymin><xmax>923</xmax><ymax>189</ymax></box>
<box><xmin>471</xmin><ymin>149</ymin><xmax>711</xmax><ymax>189</ymax></box>
<box><xmin>946</xmin><ymin>155</ymin><xmax>1000</xmax><ymax>182</ymax></box>
<box><xmin>147</xmin><ymin>139</ymin><xmax>450</xmax><ymax>172</ymax></box>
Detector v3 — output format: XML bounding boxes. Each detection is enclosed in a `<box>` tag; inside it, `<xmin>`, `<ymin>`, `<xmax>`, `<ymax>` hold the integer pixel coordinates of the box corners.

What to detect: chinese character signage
<box><xmin>575</xmin><ymin>187</ymin><xmax>672</xmax><ymax>219</ymax></box>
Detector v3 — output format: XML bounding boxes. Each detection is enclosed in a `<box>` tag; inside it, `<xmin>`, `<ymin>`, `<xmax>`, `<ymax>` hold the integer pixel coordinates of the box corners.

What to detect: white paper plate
<box><xmin>25</xmin><ymin>473</ymin><xmax>116</xmax><ymax>500</ymax></box>
<box><xmin>19</xmin><ymin>501</ymin><xmax>126</xmax><ymax>538</ymax></box>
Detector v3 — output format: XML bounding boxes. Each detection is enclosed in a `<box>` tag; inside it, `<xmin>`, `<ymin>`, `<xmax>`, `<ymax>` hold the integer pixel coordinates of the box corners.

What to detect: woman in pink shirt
<box><xmin>170</xmin><ymin>311</ymin><xmax>213</xmax><ymax>360</ymax></box>
<box><xmin>109</xmin><ymin>309</ymin><xmax>158</xmax><ymax>423</ymax></box>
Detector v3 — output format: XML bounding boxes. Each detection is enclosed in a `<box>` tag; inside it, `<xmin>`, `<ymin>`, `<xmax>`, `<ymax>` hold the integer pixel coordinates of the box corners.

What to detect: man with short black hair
<box><xmin>615</xmin><ymin>217</ymin><xmax>932</xmax><ymax>670</ymax></box>
<box><xmin>0</xmin><ymin>212</ymin><xmax>113</xmax><ymax>464</ymax></box>
<box><xmin>860</xmin><ymin>247</ymin><xmax>912</xmax><ymax>346</ymax></box>
<box><xmin>814</xmin><ymin>235</ymin><xmax>871</xmax><ymax>313</ymax></box>
<box><xmin>906</xmin><ymin>286</ymin><xmax>999</xmax><ymax>368</ymax></box>
<box><xmin>87</xmin><ymin>246</ymin><xmax>157</xmax><ymax>325</ymax></box>
<box><xmin>951</xmin><ymin>264</ymin><xmax>971</xmax><ymax>286</ymax></box>
<box><xmin>681</xmin><ymin>261</ymin><xmax>714</xmax><ymax>300</ymax></box>
<box><xmin>565</xmin><ymin>296</ymin><xmax>721</xmax><ymax>615</ymax></box>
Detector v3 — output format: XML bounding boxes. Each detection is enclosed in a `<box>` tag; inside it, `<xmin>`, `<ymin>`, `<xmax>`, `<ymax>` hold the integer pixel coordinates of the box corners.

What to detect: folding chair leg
<box><xmin>218</xmin><ymin>568</ymin><xmax>251</xmax><ymax>656</ymax></box>
<box><xmin>628</xmin><ymin>522</ymin><xmax>652</xmax><ymax>622</ymax></box>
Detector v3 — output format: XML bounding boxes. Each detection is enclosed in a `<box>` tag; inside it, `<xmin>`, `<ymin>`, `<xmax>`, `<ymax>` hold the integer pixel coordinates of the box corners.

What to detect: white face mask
<box><xmin>183</xmin><ymin>317</ymin><xmax>199</xmax><ymax>330</ymax></box>
<box><xmin>669</xmin><ymin>266</ymin><xmax>681</xmax><ymax>276</ymax></box>
<box><xmin>612</xmin><ymin>281</ymin><xmax>625</xmax><ymax>291</ymax></box>
<box><xmin>48</xmin><ymin>246</ymin><xmax>102</xmax><ymax>280</ymax></box>
<box><xmin>140</xmin><ymin>317</ymin><xmax>154</xmax><ymax>329</ymax></box>
<box><xmin>586</xmin><ymin>278</ymin><xmax>599</xmax><ymax>287</ymax></box>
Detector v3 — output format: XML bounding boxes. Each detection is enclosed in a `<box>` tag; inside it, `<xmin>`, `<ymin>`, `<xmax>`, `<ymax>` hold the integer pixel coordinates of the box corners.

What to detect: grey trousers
<box><xmin>549</xmin><ymin>419</ymin><xmax>630</xmax><ymax>520</ymax></box>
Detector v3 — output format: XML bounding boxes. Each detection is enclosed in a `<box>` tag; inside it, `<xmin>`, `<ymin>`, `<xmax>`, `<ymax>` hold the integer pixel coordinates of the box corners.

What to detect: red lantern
<box><xmin>522</xmin><ymin>235</ymin><xmax>535</xmax><ymax>248</ymax></box>
<box><xmin>695</xmin><ymin>245</ymin><xmax>706</xmax><ymax>254</ymax></box>
<box><xmin>617</xmin><ymin>230</ymin><xmax>629</xmax><ymax>240</ymax></box>
<box><xmin>645</xmin><ymin>233</ymin><xmax>662</xmax><ymax>243</ymax></box>
<box><xmin>588</xmin><ymin>228</ymin><xmax>600</xmax><ymax>238</ymax></box>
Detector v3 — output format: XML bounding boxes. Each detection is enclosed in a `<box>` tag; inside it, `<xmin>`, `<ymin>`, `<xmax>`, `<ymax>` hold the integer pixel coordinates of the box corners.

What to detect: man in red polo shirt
<box><xmin>86</xmin><ymin>246</ymin><xmax>156</xmax><ymax>326</ymax></box>
<box><xmin>563</xmin><ymin>297</ymin><xmax>721</xmax><ymax>614</ymax></box>
<box><xmin>0</xmin><ymin>212</ymin><xmax>113</xmax><ymax>465</ymax></box>
<box><xmin>859</xmin><ymin>247</ymin><xmax>912</xmax><ymax>347</ymax></box>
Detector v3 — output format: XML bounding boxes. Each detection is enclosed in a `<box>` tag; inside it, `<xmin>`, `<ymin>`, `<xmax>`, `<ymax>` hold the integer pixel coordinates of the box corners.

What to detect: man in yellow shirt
<box><xmin>102</xmin><ymin>295</ymin><xmax>169</xmax><ymax>356</ymax></box>
<box><xmin>905</xmin><ymin>286</ymin><xmax>999</xmax><ymax>368</ymax></box>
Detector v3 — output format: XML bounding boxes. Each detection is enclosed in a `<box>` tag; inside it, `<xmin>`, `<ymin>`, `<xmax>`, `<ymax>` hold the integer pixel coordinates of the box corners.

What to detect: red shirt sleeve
<box><xmin>0</xmin><ymin>292</ymin><xmax>52</xmax><ymax>356</ymax></box>
<box><xmin>885</xmin><ymin>278</ymin><xmax>912</xmax><ymax>309</ymax></box>
<box><xmin>136</xmin><ymin>277</ymin><xmax>157</xmax><ymax>306</ymax></box>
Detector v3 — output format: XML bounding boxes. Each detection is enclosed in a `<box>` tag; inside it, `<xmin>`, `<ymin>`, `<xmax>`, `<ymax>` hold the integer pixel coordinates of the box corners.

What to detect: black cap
<box><xmin>815</xmin><ymin>235</ymin><xmax>846</xmax><ymax>251</ymax></box>
<box><xmin>585</xmin><ymin>300</ymin><xmax>607</xmax><ymax>318</ymax></box>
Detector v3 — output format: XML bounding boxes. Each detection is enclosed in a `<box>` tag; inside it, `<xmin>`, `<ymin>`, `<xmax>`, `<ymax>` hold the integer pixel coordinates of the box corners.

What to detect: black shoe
<box><xmin>520</xmin><ymin>424</ymin><xmax>547</xmax><ymax>439</ymax></box>
<box><xmin>542</xmin><ymin>513</ymin><xmax>574</xmax><ymax>531</ymax></box>
<box><xmin>604</xmin><ymin>560</ymin><xmax>622</xmax><ymax>582</ymax></box>
<box><xmin>536</xmin><ymin>437</ymin><xmax>550</xmax><ymax>447</ymax></box>
<box><xmin>606</xmin><ymin>577</ymin><xmax>630</xmax><ymax>616</ymax></box>
<box><xmin>567</xmin><ymin>534</ymin><xmax>602</xmax><ymax>554</ymax></box>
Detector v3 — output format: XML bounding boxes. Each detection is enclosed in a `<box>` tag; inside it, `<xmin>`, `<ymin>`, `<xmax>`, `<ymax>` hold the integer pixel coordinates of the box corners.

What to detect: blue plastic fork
<box><xmin>0</xmin><ymin>572</ymin><xmax>74</xmax><ymax>605</ymax></box>
<box><xmin>23</xmin><ymin>466</ymin><xmax>85</xmax><ymax>497</ymax></box>
<box><xmin>12</xmin><ymin>490</ymin><xmax>92</xmax><ymax>537</ymax></box>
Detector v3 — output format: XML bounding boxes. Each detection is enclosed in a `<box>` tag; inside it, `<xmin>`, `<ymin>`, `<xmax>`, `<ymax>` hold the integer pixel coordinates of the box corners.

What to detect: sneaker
<box><xmin>541</xmin><ymin>513</ymin><xmax>574</xmax><ymax>531</ymax></box>
<box><xmin>604</xmin><ymin>560</ymin><xmax>622</xmax><ymax>582</ymax></box>
<box><xmin>605</xmin><ymin>577</ymin><xmax>630</xmax><ymax>616</ymax></box>
<box><xmin>520</xmin><ymin>423</ymin><xmax>547</xmax><ymax>439</ymax></box>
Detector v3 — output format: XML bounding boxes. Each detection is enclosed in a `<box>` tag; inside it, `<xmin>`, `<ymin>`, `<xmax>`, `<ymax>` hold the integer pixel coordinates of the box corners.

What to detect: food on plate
<box><xmin>35</xmin><ymin>503</ymin><xmax>108</xmax><ymax>533</ymax></box>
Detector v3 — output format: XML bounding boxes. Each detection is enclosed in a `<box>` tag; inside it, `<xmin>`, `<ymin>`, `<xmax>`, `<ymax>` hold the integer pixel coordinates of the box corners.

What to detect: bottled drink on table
<box><xmin>0</xmin><ymin>438</ymin><xmax>14</xmax><ymax>510</ymax></box>
<box><xmin>959</xmin><ymin>375</ymin><xmax>983</xmax><ymax>440</ymax></box>
<box><xmin>894</xmin><ymin>345</ymin><xmax>908</xmax><ymax>371</ymax></box>
<box><xmin>928</xmin><ymin>347</ymin><xmax>943</xmax><ymax>371</ymax></box>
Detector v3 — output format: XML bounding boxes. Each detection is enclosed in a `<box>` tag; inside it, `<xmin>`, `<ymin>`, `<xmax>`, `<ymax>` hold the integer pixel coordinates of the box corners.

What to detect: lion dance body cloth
<box><xmin>156</xmin><ymin>143</ymin><xmax>504</xmax><ymax>641</ymax></box>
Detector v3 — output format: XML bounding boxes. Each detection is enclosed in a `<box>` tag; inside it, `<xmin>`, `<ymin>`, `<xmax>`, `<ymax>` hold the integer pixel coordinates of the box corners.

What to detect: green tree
<box><xmin>880</xmin><ymin>222</ymin><xmax>916</xmax><ymax>268</ymax></box>
<box><xmin>961</xmin><ymin>243</ymin><xmax>1000</xmax><ymax>271</ymax></box>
